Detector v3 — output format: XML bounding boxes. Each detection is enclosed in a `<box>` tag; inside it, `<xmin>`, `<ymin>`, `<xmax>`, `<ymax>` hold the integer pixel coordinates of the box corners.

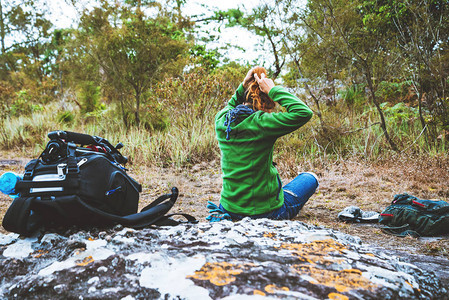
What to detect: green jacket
<box><xmin>215</xmin><ymin>83</ymin><xmax>313</xmax><ymax>215</ymax></box>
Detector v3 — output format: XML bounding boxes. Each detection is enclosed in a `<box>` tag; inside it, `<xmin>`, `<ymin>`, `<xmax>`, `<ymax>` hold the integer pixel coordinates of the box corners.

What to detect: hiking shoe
<box><xmin>206</xmin><ymin>201</ymin><xmax>232</xmax><ymax>222</ymax></box>
<box><xmin>338</xmin><ymin>206</ymin><xmax>379</xmax><ymax>223</ymax></box>
<box><xmin>359</xmin><ymin>210</ymin><xmax>380</xmax><ymax>222</ymax></box>
<box><xmin>338</xmin><ymin>206</ymin><xmax>361</xmax><ymax>222</ymax></box>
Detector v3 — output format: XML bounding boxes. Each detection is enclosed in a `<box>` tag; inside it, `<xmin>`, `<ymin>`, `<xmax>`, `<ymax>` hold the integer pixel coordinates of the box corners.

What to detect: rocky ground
<box><xmin>1</xmin><ymin>151</ymin><xmax>448</xmax><ymax>297</ymax></box>
<box><xmin>1</xmin><ymin>219</ymin><xmax>447</xmax><ymax>299</ymax></box>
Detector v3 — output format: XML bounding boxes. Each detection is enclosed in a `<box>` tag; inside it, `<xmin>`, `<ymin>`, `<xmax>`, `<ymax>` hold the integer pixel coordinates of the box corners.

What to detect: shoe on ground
<box><xmin>338</xmin><ymin>206</ymin><xmax>379</xmax><ymax>223</ymax></box>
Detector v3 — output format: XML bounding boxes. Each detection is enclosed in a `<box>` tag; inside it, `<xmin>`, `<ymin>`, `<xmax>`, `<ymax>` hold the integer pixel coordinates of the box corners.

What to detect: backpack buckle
<box><xmin>24</xmin><ymin>169</ymin><xmax>34</xmax><ymax>180</ymax></box>
<box><xmin>57</xmin><ymin>163</ymin><xmax>67</xmax><ymax>179</ymax></box>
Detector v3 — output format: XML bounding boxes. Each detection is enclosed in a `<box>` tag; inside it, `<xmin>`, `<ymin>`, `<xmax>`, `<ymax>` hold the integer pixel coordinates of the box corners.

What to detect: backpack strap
<box><xmin>2</xmin><ymin>197</ymin><xmax>42</xmax><ymax>236</ymax></box>
<box><xmin>151</xmin><ymin>213</ymin><xmax>199</xmax><ymax>226</ymax></box>
<box><xmin>140</xmin><ymin>188</ymin><xmax>179</xmax><ymax>212</ymax></box>
<box><xmin>23</xmin><ymin>159</ymin><xmax>39</xmax><ymax>180</ymax></box>
<box><xmin>66</xmin><ymin>142</ymin><xmax>80</xmax><ymax>176</ymax></box>
<box><xmin>76</xmin><ymin>187</ymin><xmax>197</xmax><ymax>228</ymax></box>
<box><xmin>381</xmin><ymin>224</ymin><xmax>421</xmax><ymax>238</ymax></box>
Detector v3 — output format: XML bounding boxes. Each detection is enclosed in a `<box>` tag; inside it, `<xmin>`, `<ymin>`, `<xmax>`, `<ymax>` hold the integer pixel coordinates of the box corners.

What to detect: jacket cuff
<box><xmin>268</xmin><ymin>86</ymin><xmax>283</xmax><ymax>99</ymax></box>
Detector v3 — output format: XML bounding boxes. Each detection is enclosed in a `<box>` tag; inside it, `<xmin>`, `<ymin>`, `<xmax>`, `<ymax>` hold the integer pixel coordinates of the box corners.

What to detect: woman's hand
<box><xmin>254</xmin><ymin>73</ymin><xmax>275</xmax><ymax>94</ymax></box>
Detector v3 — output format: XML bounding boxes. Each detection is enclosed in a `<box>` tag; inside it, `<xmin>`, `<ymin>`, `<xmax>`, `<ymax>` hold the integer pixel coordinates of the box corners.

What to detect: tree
<box><xmin>294</xmin><ymin>0</ymin><xmax>401</xmax><ymax>150</ymax></box>
<box><xmin>369</xmin><ymin>0</ymin><xmax>449</xmax><ymax>142</ymax></box>
<box><xmin>274</xmin><ymin>0</ymin><xmax>351</xmax><ymax>125</ymax></box>
<box><xmin>196</xmin><ymin>5</ymin><xmax>285</xmax><ymax>78</ymax></box>
<box><xmin>0</xmin><ymin>0</ymin><xmax>6</xmax><ymax>54</ymax></box>
<box><xmin>235</xmin><ymin>4</ymin><xmax>285</xmax><ymax>78</ymax></box>
<box><xmin>0</xmin><ymin>0</ymin><xmax>52</xmax><ymax>81</ymax></box>
<box><xmin>76</xmin><ymin>0</ymin><xmax>191</xmax><ymax>126</ymax></box>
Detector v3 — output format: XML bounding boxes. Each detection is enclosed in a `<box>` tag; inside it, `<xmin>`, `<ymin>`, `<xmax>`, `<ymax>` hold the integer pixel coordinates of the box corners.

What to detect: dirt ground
<box><xmin>1</xmin><ymin>151</ymin><xmax>448</xmax><ymax>269</ymax></box>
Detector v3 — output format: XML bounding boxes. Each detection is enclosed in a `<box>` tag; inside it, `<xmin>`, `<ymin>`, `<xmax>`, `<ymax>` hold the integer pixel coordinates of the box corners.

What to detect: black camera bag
<box><xmin>2</xmin><ymin>131</ymin><xmax>196</xmax><ymax>236</ymax></box>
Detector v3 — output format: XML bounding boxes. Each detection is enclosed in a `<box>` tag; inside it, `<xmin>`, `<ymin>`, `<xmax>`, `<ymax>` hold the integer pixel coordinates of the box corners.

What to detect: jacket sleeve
<box><xmin>215</xmin><ymin>83</ymin><xmax>246</xmax><ymax>121</ymax></box>
<box><xmin>256</xmin><ymin>86</ymin><xmax>313</xmax><ymax>137</ymax></box>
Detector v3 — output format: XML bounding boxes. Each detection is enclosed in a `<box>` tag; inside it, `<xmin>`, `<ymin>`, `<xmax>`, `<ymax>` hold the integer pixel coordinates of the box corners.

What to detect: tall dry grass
<box><xmin>0</xmin><ymin>68</ymin><xmax>447</xmax><ymax>169</ymax></box>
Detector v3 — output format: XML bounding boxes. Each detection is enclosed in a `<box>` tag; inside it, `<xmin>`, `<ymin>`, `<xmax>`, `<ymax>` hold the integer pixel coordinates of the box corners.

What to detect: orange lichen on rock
<box><xmin>253</xmin><ymin>290</ymin><xmax>266</xmax><ymax>296</ymax></box>
<box><xmin>76</xmin><ymin>256</ymin><xmax>94</xmax><ymax>267</ymax></box>
<box><xmin>263</xmin><ymin>232</ymin><xmax>277</xmax><ymax>239</ymax></box>
<box><xmin>280</xmin><ymin>239</ymin><xmax>348</xmax><ymax>255</ymax></box>
<box><xmin>278</xmin><ymin>239</ymin><xmax>378</xmax><ymax>293</ymax></box>
<box><xmin>187</xmin><ymin>262</ymin><xmax>247</xmax><ymax>286</ymax></box>
<box><xmin>328</xmin><ymin>292</ymin><xmax>349</xmax><ymax>300</ymax></box>
<box><xmin>292</xmin><ymin>265</ymin><xmax>378</xmax><ymax>293</ymax></box>
<box><xmin>279</xmin><ymin>239</ymin><xmax>347</xmax><ymax>265</ymax></box>
<box><xmin>264</xmin><ymin>284</ymin><xmax>289</xmax><ymax>294</ymax></box>
<box><xmin>32</xmin><ymin>250</ymin><xmax>49</xmax><ymax>258</ymax></box>
<box><xmin>405</xmin><ymin>280</ymin><xmax>420</xmax><ymax>292</ymax></box>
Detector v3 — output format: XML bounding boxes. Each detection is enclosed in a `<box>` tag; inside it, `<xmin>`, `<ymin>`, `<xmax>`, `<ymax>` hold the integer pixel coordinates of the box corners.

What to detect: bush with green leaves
<box><xmin>78</xmin><ymin>81</ymin><xmax>102</xmax><ymax>114</ymax></box>
<box><xmin>339</xmin><ymin>84</ymin><xmax>366</xmax><ymax>107</ymax></box>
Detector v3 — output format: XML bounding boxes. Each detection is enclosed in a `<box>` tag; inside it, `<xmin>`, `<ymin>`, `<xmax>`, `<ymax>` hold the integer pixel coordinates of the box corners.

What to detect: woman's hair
<box><xmin>245</xmin><ymin>67</ymin><xmax>275</xmax><ymax>112</ymax></box>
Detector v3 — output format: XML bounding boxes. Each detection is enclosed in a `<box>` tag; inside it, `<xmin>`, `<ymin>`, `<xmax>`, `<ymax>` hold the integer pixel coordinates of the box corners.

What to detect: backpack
<box><xmin>379</xmin><ymin>193</ymin><xmax>449</xmax><ymax>237</ymax></box>
<box><xmin>2</xmin><ymin>130</ymin><xmax>197</xmax><ymax>236</ymax></box>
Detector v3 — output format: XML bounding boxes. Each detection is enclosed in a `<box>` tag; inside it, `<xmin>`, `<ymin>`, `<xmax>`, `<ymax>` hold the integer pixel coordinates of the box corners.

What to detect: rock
<box><xmin>0</xmin><ymin>219</ymin><xmax>447</xmax><ymax>299</ymax></box>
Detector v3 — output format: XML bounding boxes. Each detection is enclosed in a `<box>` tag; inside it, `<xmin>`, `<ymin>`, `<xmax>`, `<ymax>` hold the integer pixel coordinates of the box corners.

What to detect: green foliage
<box><xmin>189</xmin><ymin>45</ymin><xmax>220</xmax><ymax>71</ymax></box>
<box><xmin>0</xmin><ymin>0</ymin><xmax>448</xmax><ymax>165</ymax></box>
<box><xmin>0</xmin><ymin>102</ymin><xmax>63</xmax><ymax>151</ymax></box>
<box><xmin>139</xmin><ymin>95</ymin><xmax>169</xmax><ymax>131</ymax></box>
<box><xmin>215</xmin><ymin>8</ymin><xmax>245</xmax><ymax>27</ymax></box>
<box><xmin>77</xmin><ymin>81</ymin><xmax>101</xmax><ymax>114</ymax></box>
<box><xmin>152</xmin><ymin>65</ymin><xmax>243</xmax><ymax>135</ymax></box>
<box><xmin>339</xmin><ymin>84</ymin><xmax>366</xmax><ymax>107</ymax></box>
<box><xmin>57</xmin><ymin>111</ymin><xmax>74</xmax><ymax>124</ymax></box>
<box><xmin>75</xmin><ymin>1</ymin><xmax>192</xmax><ymax>126</ymax></box>
<box><xmin>10</xmin><ymin>89</ymin><xmax>43</xmax><ymax>117</ymax></box>
<box><xmin>376</xmin><ymin>80</ymin><xmax>413</xmax><ymax>102</ymax></box>
<box><xmin>382</xmin><ymin>102</ymin><xmax>418</xmax><ymax>123</ymax></box>
<box><xmin>434</xmin><ymin>97</ymin><xmax>449</xmax><ymax>129</ymax></box>
<box><xmin>213</xmin><ymin>4</ymin><xmax>285</xmax><ymax>77</ymax></box>
<box><xmin>381</xmin><ymin>102</ymin><xmax>424</xmax><ymax>144</ymax></box>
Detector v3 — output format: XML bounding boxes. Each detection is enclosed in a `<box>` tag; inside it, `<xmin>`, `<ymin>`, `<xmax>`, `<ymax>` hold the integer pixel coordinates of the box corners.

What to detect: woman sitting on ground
<box><xmin>210</xmin><ymin>66</ymin><xmax>319</xmax><ymax>221</ymax></box>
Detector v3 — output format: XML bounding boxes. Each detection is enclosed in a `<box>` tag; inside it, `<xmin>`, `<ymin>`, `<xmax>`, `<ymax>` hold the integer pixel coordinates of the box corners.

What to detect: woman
<box><xmin>211</xmin><ymin>66</ymin><xmax>318</xmax><ymax>221</ymax></box>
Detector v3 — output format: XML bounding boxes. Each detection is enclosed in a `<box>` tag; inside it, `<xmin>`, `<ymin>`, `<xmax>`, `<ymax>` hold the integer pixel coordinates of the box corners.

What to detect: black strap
<box><xmin>66</xmin><ymin>142</ymin><xmax>80</xmax><ymax>176</ymax></box>
<box><xmin>23</xmin><ymin>159</ymin><xmax>39</xmax><ymax>180</ymax></box>
<box><xmin>153</xmin><ymin>213</ymin><xmax>198</xmax><ymax>226</ymax></box>
<box><xmin>76</xmin><ymin>187</ymin><xmax>197</xmax><ymax>229</ymax></box>
<box><xmin>141</xmin><ymin>187</ymin><xmax>178</xmax><ymax>212</ymax></box>
<box><xmin>16</xmin><ymin>179</ymin><xmax>79</xmax><ymax>189</ymax></box>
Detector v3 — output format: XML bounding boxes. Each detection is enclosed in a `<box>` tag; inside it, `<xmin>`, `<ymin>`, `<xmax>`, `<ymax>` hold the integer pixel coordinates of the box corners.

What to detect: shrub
<box><xmin>339</xmin><ymin>84</ymin><xmax>365</xmax><ymax>107</ymax></box>
<box><xmin>78</xmin><ymin>81</ymin><xmax>101</xmax><ymax>114</ymax></box>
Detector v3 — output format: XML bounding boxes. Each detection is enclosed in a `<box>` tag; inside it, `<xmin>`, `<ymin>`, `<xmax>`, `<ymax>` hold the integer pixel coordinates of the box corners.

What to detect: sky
<box><xmin>47</xmin><ymin>0</ymin><xmax>268</xmax><ymax>63</ymax></box>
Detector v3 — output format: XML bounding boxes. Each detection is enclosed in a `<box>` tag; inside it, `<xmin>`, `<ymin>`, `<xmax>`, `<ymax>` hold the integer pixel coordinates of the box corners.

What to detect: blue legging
<box><xmin>219</xmin><ymin>172</ymin><xmax>319</xmax><ymax>220</ymax></box>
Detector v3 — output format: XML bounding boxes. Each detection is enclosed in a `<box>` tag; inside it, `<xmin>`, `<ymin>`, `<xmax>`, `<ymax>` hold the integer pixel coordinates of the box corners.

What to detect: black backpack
<box><xmin>379</xmin><ymin>193</ymin><xmax>449</xmax><ymax>237</ymax></box>
<box><xmin>2</xmin><ymin>131</ymin><xmax>196</xmax><ymax>236</ymax></box>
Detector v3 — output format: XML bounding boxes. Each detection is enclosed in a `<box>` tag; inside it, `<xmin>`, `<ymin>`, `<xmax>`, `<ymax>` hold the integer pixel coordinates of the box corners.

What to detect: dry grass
<box><xmin>294</xmin><ymin>155</ymin><xmax>449</xmax><ymax>256</ymax></box>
